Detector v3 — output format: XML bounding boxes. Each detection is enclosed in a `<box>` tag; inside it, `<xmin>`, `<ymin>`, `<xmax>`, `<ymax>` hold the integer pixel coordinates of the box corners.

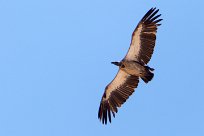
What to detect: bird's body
<box><xmin>98</xmin><ymin>7</ymin><xmax>162</xmax><ymax>124</ymax></box>
<box><xmin>113</xmin><ymin>60</ymin><xmax>153</xmax><ymax>81</ymax></box>
<box><xmin>120</xmin><ymin>61</ymin><xmax>147</xmax><ymax>76</ymax></box>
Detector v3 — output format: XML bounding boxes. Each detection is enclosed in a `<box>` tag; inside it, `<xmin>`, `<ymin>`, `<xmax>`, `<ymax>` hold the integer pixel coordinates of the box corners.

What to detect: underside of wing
<box><xmin>98</xmin><ymin>70</ymin><xmax>139</xmax><ymax>124</ymax></box>
<box><xmin>124</xmin><ymin>8</ymin><xmax>162</xmax><ymax>64</ymax></box>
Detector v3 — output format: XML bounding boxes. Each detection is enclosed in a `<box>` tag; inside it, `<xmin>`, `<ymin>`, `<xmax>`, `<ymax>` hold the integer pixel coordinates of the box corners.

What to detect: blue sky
<box><xmin>0</xmin><ymin>0</ymin><xmax>204</xmax><ymax>136</ymax></box>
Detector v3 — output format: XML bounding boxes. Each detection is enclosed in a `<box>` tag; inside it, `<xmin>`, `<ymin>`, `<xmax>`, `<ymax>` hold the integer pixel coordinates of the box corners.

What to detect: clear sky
<box><xmin>0</xmin><ymin>0</ymin><xmax>204</xmax><ymax>136</ymax></box>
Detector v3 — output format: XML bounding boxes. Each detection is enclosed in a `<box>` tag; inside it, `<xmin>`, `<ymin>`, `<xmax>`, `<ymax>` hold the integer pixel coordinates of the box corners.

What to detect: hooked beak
<box><xmin>111</xmin><ymin>62</ymin><xmax>120</xmax><ymax>66</ymax></box>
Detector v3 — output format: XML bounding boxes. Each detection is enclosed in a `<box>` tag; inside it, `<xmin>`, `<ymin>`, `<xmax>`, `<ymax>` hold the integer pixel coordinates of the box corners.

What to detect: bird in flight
<box><xmin>98</xmin><ymin>8</ymin><xmax>162</xmax><ymax>124</ymax></box>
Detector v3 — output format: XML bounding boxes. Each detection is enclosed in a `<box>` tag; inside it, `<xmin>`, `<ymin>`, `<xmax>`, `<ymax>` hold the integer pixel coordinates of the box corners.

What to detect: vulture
<box><xmin>98</xmin><ymin>8</ymin><xmax>162</xmax><ymax>124</ymax></box>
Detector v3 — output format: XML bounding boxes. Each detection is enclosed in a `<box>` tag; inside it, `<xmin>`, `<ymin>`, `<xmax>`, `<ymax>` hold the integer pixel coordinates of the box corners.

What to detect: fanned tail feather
<box><xmin>141</xmin><ymin>66</ymin><xmax>154</xmax><ymax>83</ymax></box>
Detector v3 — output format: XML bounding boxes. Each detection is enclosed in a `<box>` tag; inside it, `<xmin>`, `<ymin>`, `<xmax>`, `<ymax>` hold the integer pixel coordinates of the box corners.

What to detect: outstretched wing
<box><xmin>98</xmin><ymin>70</ymin><xmax>139</xmax><ymax>124</ymax></box>
<box><xmin>124</xmin><ymin>8</ymin><xmax>162</xmax><ymax>65</ymax></box>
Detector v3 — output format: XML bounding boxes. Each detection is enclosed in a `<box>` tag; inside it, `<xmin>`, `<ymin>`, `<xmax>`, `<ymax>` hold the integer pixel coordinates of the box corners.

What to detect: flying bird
<box><xmin>98</xmin><ymin>8</ymin><xmax>162</xmax><ymax>124</ymax></box>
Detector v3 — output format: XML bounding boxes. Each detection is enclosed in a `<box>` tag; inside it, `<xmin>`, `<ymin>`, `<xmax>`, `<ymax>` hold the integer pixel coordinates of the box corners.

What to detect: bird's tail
<box><xmin>141</xmin><ymin>66</ymin><xmax>154</xmax><ymax>83</ymax></box>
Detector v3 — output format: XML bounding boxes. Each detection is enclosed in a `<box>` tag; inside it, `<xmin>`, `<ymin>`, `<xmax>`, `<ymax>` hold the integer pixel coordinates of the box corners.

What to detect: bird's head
<box><xmin>111</xmin><ymin>61</ymin><xmax>121</xmax><ymax>66</ymax></box>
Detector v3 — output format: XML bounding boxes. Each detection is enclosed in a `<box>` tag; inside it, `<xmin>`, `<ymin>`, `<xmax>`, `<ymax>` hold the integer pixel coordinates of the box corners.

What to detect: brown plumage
<box><xmin>98</xmin><ymin>7</ymin><xmax>162</xmax><ymax>124</ymax></box>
